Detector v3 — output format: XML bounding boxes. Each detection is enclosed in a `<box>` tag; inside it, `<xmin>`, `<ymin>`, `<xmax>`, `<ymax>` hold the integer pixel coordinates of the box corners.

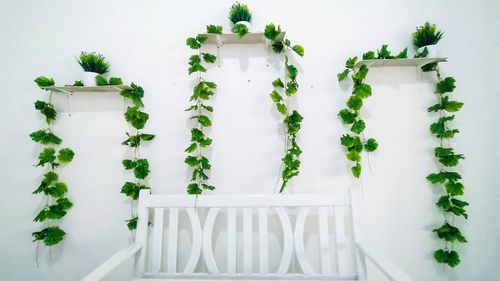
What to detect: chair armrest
<box><xmin>357</xmin><ymin>242</ymin><xmax>414</xmax><ymax>281</ymax></box>
<box><xmin>82</xmin><ymin>242</ymin><xmax>143</xmax><ymax>281</ymax></box>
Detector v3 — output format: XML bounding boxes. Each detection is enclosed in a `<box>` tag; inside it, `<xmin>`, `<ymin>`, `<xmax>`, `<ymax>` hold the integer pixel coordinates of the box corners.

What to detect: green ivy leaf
<box><xmin>203</xmin><ymin>53</ymin><xmax>217</xmax><ymax>63</ymax></box>
<box><xmin>345</xmin><ymin>57</ymin><xmax>358</xmax><ymax>69</ymax></box>
<box><xmin>120</xmin><ymin>83</ymin><xmax>144</xmax><ymax>107</ymax></box>
<box><xmin>276</xmin><ymin>103</ymin><xmax>288</xmax><ymax>116</ymax></box>
<box><xmin>352</xmin><ymin>162</ymin><xmax>361</xmax><ymax>178</ymax></box>
<box><xmin>435</xmin><ymin>147</ymin><xmax>465</xmax><ymax>167</ymax></box>
<box><xmin>337</xmin><ymin>69</ymin><xmax>350</xmax><ymax>82</ymax></box>
<box><xmin>202</xmin><ymin>184</ymin><xmax>215</xmax><ymax>191</ymax></box>
<box><xmin>362</xmin><ymin>51</ymin><xmax>375</xmax><ymax>60</ymax></box>
<box><xmin>108</xmin><ymin>77</ymin><xmax>123</xmax><ymax>85</ymax></box>
<box><xmin>124</xmin><ymin>106</ymin><xmax>149</xmax><ymax>129</ymax></box>
<box><xmin>364</xmin><ymin>138</ymin><xmax>378</xmax><ymax>152</ymax></box>
<box><xmin>434</xmin><ymin>249</ymin><xmax>460</xmax><ymax>267</ymax></box>
<box><xmin>338</xmin><ymin>109</ymin><xmax>357</xmax><ymax>124</ymax></box>
<box><xmin>122</xmin><ymin>159</ymin><xmax>136</xmax><ymax>170</ymax></box>
<box><xmin>206</xmin><ymin>25</ymin><xmax>223</xmax><ymax>34</ymax></box>
<box><xmin>352</xmin><ymin>65</ymin><xmax>368</xmax><ymax>84</ymax></box>
<box><xmin>347</xmin><ymin>96</ymin><xmax>363</xmax><ymax>111</ymax></box>
<box><xmin>188</xmin><ymin>55</ymin><xmax>207</xmax><ymax>74</ymax></box>
<box><xmin>95</xmin><ymin>74</ymin><xmax>108</xmax><ymax>86</ymax></box>
<box><xmin>29</xmin><ymin>129</ymin><xmax>62</xmax><ymax>145</ymax></box>
<box><xmin>271</xmin><ymin>41</ymin><xmax>284</xmax><ymax>54</ymax></box>
<box><xmin>287</xmin><ymin>64</ymin><xmax>298</xmax><ymax>80</ymax></box>
<box><xmin>433</xmin><ymin>223</ymin><xmax>467</xmax><ymax>243</ymax></box>
<box><xmin>270</xmin><ymin>90</ymin><xmax>283</xmax><ymax>103</ymax></box>
<box><xmin>397</xmin><ymin>47</ymin><xmax>408</xmax><ymax>59</ymax></box>
<box><xmin>445</xmin><ymin>181</ymin><xmax>464</xmax><ymax>196</ymax></box>
<box><xmin>57</xmin><ymin>148</ymin><xmax>74</xmax><ymax>163</ymax></box>
<box><xmin>346</xmin><ymin>150</ymin><xmax>361</xmax><ymax>162</ymax></box>
<box><xmin>377</xmin><ymin>44</ymin><xmax>393</xmax><ymax>59</ymax></box>
<box><xmin>32</xmin><ymin>226</ymin><xmax>65</xmax><ymax>246</ymax></box>
<box><xmin>34</xmin><ymin>76</ymin><xmax>55</xmax><ymax>88</ymax></box>
<box><xmin>186</xmin><ymin>37</ymin><xmax>201</xmax><ymax>49</ymax></box>
<box><xmin>285</xmin><ymin>81</ymin><xmax>298</xmax><ymax>96</ymax></box>
<box><xmin>353</xmin><ymin>83</ymin><xmax>372</xmax><ymax>99</ymax></box>
<box><xmin>292</xmin><ymin>45</ymin><xmax>304</xmax><ymax>57</ymax></box>
<box><xmin>272</xmin><ymin>78</ymin><xmax>284</xmax><ymax>88</ymax></box>
<box><xmin>126</xmin><ymin>216</ymin><xmax>138</xmax><ymax>230</ymax></box>
<box><xmin>436</xmin><ymin>77</ymin><xmax>456</xmax><ymax>94</ymax></box>
<box><xmin>187</xmin><ymin>183</ymin><xmax>202</xmax><ymax>194</ymax></box>
<box><xmin>340</xmin><ymin>134</ymin><xmax>355</xmax><ymax>148</ymax></box>
<box><xmin>37</xmin><ymin>147</ymin><xmax>56</xmax><ymax>167</ymax></box>
<box><xmin>184</xmin><ymin>156</ymin><xmax>198</xmax><ymax>167</ymax></box>
<box><xmin>133</xmin><ymin>159</ymin><xmax>150</xmax><ymax>179</ymax></box>
<box><xmin>73</xmin><ymin>80</ymin><xmax>84</xmax><ymax>86</ymax></box>
<box><xmin>185</xmin><ymin>143</ymin><xmax>197</xmax><ymax>153</ymax></box>
<box><xmin>350</xmin><ymin>119</ymin><xmax>366</xmax><ymax>134</ymax></box>
<box><xmin>34</xmin><ymin>100</ymin><xmax>57</xmax><ymax>123</ymax></box>
<box><xmin>264</xmin><ymin>23</ymin><xmax>281</xmax><ymax>40</ymax></box>
<box><xmin>121</xmin><ymin>182</ymin><xmax>149</xmax><ymax>200</ymax></box>
<box><xmin>231</xmin><ymin>23</ymin><xmax>248</xmax><ymax>38</ymax></box>
<box><xmin>426</xmin><ymin>171</ymin><xmax>462</xmax><ymax>184</ymax></box>
<box><xmin>193</xmin><ymin>115</ymin><xmax>212</xmax><ymax>127</ymax></box>
<box><xmin>46</xmin><ymin>182</ymin><xmax>68</xmax><ymax>198</ymax></box>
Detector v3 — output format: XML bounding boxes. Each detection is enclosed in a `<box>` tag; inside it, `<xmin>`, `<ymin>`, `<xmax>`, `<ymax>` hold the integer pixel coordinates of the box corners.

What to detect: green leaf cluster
<box><xmin>34</xmin><ymin>76</ymin><xmax>55</xmax><ymax>88</ymax></box>
<box><xmin>120</xmin><ymin>83</ymin><xmax>144</xmax><ymax>107</ymax></box>
<box><xmin>186</xmin><ymin>34</ymin><xmax>208</xmax><ymax>49</ymax></box>
<box><xmin>121</xmin><ymin>182</ymin><xmax>150</xmax><ymax>200</ymax></box>
<box><xmin>124</xmin><ymin>106</ymin><xmax>149</xmax><ymax>129</ymax></box>
<box><xmin>434</xmin><ymin>249</ymin><xmax>460</xmax><ymax>267</ymax></box>
<box><xmin>126</xmin><ymin>216</ymin><xmax>138</xmax><ymax>231</ymax></box>
<box><xmin>30</xmin><ymin>129</ymin><xmax>61</xmax><ymax>145</ymax></box>
<box><xmin>34</xmin><ymin>100</ymin><xmax>57</xmax><ymax>123</ymax></box>
<box><xmin>231</xmin><ymin>23</ymin><xmax>249</xmax><ymax>38</ymax></box>
<box><xmin>122</xmin><ymin>132</ymin><xmax>155</xmax><ymax>147</ymax></box>
<box><xmin>207</xmin><ymin>25</ymin><xmax>223</xmax><ymax>34</ymax></box>
<box><xmin>229</xmin><ymin>2</ymin><xmax>252</xmax><ymax>24</ymax></box>
<box><xmin>34</xmin><ymin>198</ymin><xmax>73</xmax><ymax>222</ymax></box>
<box><xmin>77</xmin><ymin>52</ymin><xmax>110</xmax><ymax>74</ymax></box>
<box><xmin>413</xmin><ymin>22</ymin><xmax>443</xmax><ymax>48</ymax></box>
<box><xmin>122</xmin><ymin>158</ymin><xmax>150</xmax><ymax>179</ymax></box>
<box><xmin>32</xmin><ymin>226</ymin><xmax>65</xmax><ymax>246</ymax></box>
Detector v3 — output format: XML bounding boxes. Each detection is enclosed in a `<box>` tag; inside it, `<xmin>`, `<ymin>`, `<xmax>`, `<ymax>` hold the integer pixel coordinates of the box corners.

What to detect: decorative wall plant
<box><xmin>337</xmin><ymin>44</ymin><xmax>407</xmax><ymax>178</ymax></box>
<box><xmin>229</xmin><ymin>2</ymin><xmax>252</xmax><ymax>37</ymax></box>
<box><xmin>184</xmin><ymin>20</ymin><xmax>304</xmax><ymax>195</ymax></box>
<box><xmin>413</xmin><ymin>24</ymin><xmax>468</xmax><ymax>267</ymax></box>
<box><xmin>120</xmin><ymin>83</ymin><xmax>155</xmax><ymax>231</ymax></box>
<box><xmin>264</xmin><ymin>23</ymin><xmax>304</xmax><ymax>193</ymax></box>
<box><xmin>31</xmin><ymin>76</ymin><xmax>75</xmax><ymax>252</ymax></box>
<box><xmin>77</xmin><ymin>52</ymin><xmax>111</xmax><ymax>87</ymax></box>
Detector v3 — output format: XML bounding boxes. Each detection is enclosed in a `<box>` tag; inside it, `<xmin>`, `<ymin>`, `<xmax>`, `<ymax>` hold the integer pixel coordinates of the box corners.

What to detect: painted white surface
<box><xmin>0</xmin><ymin>0</ymin><xmax>499</xmax><ymax>280</ymax></box>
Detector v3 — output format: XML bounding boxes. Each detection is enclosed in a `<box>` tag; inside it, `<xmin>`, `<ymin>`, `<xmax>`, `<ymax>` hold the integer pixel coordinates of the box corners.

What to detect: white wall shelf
<box><xmin>200</xmin><ymin>32</ymin><xmax>286</xmax><ymax>45</ymax></box>
<box><xmin>42</xmin><ymin>85</ymin><xmax>131</xmax><ymax>93</ymax></box>
<box><xmin>355</xmin><ymin>57</ymin><xmax>447</xmax><ymax>68</ymax></box>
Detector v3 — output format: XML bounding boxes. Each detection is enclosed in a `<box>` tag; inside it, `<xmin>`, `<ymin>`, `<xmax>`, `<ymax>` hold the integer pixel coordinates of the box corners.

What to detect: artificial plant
<box><xmin>120</xmin><ymin>83</ymin><xmax>155</xmax><ymax>231</ymax></box>
<box><xmin>31</xmin><ymin>76</ymin><xmax>75</xmax><ymax>249</ymax></box>
<box><xmin>414</xmin><ymin>28</ymin><xmax>467</xmax><ymax>267</ymax></box>
<box><xmin>412</xmin><ymin>22</ymin><xmax>444</xmax><ymax>49</ymax></box>
<box><xmin>337</xmin><ymin>44</ymin><xmax>407</xmax><ymax>178</ymax></box>
<box><xmin>184</xmin><ymin>29</ymin><xmax>218</xmax><ymax>195</ymax></box>
<box><xmin>229</xmin><ymin>2</ymin><xmax>252</xmax><ymax>38</ymax></box>
<box><xmin>265</xmin><ymin>23</ymin><xmax>305</xmax><ymax>193</ymax></box>
<box><xmin>77</xmin><ymin>52</ymin><xmax>110</xmax><ymax>74</ymax></box>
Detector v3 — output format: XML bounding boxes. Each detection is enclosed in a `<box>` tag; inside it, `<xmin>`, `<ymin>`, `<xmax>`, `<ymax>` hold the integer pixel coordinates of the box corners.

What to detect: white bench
<box><xmin>82</xmin><ymin>189</ymin><xmax>413</xmax><ymax>281</ymax></box>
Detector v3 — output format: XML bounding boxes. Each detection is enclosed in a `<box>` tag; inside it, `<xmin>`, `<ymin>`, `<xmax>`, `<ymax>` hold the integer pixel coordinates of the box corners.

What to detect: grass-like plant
<box><xmin>229</xmin><ymin>2</ymin><xmax>252</xmax><ymax>24</ymax></box>
<box><xmin>413</xmin><ymin>22</ymin><xmax>444</xmax><ymax>48</ymax></box>
<box><xmin>77</xmin><ymin>52</ymin><xmax>110</xmax><ymax>74</ymax></box>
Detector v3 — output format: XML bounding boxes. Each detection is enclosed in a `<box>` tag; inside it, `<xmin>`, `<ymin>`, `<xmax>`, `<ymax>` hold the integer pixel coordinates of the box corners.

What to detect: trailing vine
<box><xmin>120</xmin><ymin>83</ymin><xmax>155</xmax><ymax>231</ymax></box>
<box><xmin>264</xmin><ymin>23</ymin><xmax>304</xmax><ymax>193</ymax></box>
<box><xmin>337</xmin><ymin>45</ymin><xmax>408</xmax><ymax>178</ymax></box>
<box><xmin>31</xmin><ymin>76</ymin><xmax>75</xmax><ymax>251</ymax></box>
<box><xmin>418</xmin><ymin>59</ymin><xmax>467</xmax><ymax>269</ymax></box>
<box><xmin>184</xmin><ymin>29</ymin><xmax>218</xmax><ymax>195</ymax></box>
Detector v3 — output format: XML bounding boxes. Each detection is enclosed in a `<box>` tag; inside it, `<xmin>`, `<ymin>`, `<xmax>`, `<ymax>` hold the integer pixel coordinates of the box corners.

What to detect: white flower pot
<box><xmin>82</xmin><ymin>71</ymin><xmax>100</xmax><ymax>87</ymax></box>
<box><xmin>235</xmin><ymin>21</ymin><xmax>251</xmax><ymax>32</ymax></box>
<box><xmin>417</xmin><ymin>44</ymin><xmax>442</xmax><ymax>58</ymax></box>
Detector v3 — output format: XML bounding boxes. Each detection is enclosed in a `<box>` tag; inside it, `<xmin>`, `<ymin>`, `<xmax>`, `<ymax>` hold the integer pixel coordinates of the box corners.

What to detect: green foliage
<box><xmin>188</xmin><ymin>55</ymin><xmax>207</xmax><ymax>74</ymax></box>
<box><xmin>120</xmin><ymin>83</ymin><xmax>144</xmax><ymax>107</ymax></box>
<box><xmin>30</xmin><ymin>129</ymin><xmax>61</xmax><ymax>145</ymax></box>
<box><xmin>337</xmin><ymin>69</ymin><xmax>350</xmax><ymax>82</ymax></box>
<box><xmin>122</xmin><ymin>133</ymin><xmax>155</xmax><ymax>147</ymax></box>
<box><xmin>346</xmin><ymin>57</ymin><xmax>358</xmax><ymax>69</ymax></box>
<box><xmin>126</xmin><ymin>216</ymin><xmax>138</xmax><ymax>231</ymax></box>
<box><xmin>32</xmin><ymin>226</ymin><xmax>66</xmax><ymax>246</ymax></box>
<box><xmin>124</xmin><ymin>106</ymin><xmax>149</xmax><ymax>129</ymax></box>
<box><xmin>413</xmin><ymin>22</ymin><xmax>444</xmax><ymax>48</ymax></box>
<box><xmin>362</xmin><ymin>51</ymin><xmax>375</xmax><ymax>60</ymax></box>
<box><xmin>427</xmin><ymin>96</ymin><xmax>463</xmax><ymax>113</ymax></box>
<box><xmin>206</xmin><ymin>25</ymin><xmax>223</xmax><ymax>34</ymax></box>
<box><xmin>73</xmin><ymin>80</ymin><xmax>84</xmax><ymax>86</ymax></box>
<box><xmin>436</xmin><ymin>77</ymin><xmax>456</xmax><ymax>94</ymax></box>
<box><xmin>109</xmin><ymin>77</ymin><xmax>123</xmax><ymax>85</ymax></box>
<box><xmin>122</xmin><ymin>158</ymin><xmax>150</xmax><ymax>179</ymax></box>
<box><xmin>397</xmin><ymin>47</ymin><xmax>408</xmax><ymax>58</ymax></box>
<box><xmin>186</xmin><ymin>34</ymin><xmax>207</xmax><ymax>50</ymax></box>
<box><xmin>34</xmin><ymin>76</ymin><xmax>55</xmax><ymax>88</ymax></box>
<box><xmin>229</xmin><ymin>2</ymin><xmax>252</xmax><ymax>24</ymax></box>
<box><xmin>77</xmin><ymin>52</ymin><xmax>110</xmax><ymax>74</ymax></box>
<box><xmin>434</xmin><ymin>249</ymin><xmax>460</xmax><ymax>267</ymax></box>
<box><xmin>377</xmin><ymin>44</ymin><xmax>393</xmax><ymax>59</ymax></box>
<box><xmin>121</xmin><ymin>182</ymin><xmax>150</xmax><ymax>200</ymax></box>
<box><xmin>57</xmin><ymin>148</ymin><xmax>74</xmax><ymax>163</ymax></box>
<box><xmin>292</xmin><ymin>45</ymin><xmax>304</xmax><ymax>57</ymax></box>
<box><xmin>364</xmin><ymin>138</ymin><xmax>378</xmax><ymax>152</ymax></box>
<box><xmin>338</xmin><ymin>109</ymin><xmax>357</xmax><ymax>124</ymax></box>
<box><xmin>231</xmin><ymin>23</ymin><xmax>249</xmax><ymax>38</ymax></box>
<box><xmin>95</xmin><ymin>74</ymin><xmax>108</xmax><ymax>86</ymax></box>
<box><xmin>34</xmin><ymin>198</ymin><xmax>72</xmax><ymax>222</ymax></box>
<box><xmin>34</xmin><ymin>100</ymin><xmax>57</xmax><ymax>123</ymax></box>
<box><xmin>434</xmin><ymin>147</ymin><xmax>465</xmax><ymax>167</ymax></box>
<box><xmin>264</xmin><ymin>23</ymin><xmax>281</xmax><ymax>41</ymax></box>
<box><xmin>433</xmin><ymin>223</ymin><xmax>467</xmax><ymax>243</ymax></box>
<box><xmin>37</xmin><ymin>147</ymin><xmax>56</xmax><ymax>167</ymax></box>
<box><xmin>430</xmin><ymin>115</ymin><xmax>459</xmax><ymax>139</ymax></box>
<box><xmin>203</xmin><ymin>53</ymin><xmax>217</xmax><ymax>63</ymax></box>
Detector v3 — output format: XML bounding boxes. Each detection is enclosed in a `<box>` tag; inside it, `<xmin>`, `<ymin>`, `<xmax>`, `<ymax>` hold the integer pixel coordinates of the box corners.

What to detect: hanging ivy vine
<box><xmin>264</xmin><ymin>23</ymin><xmax>304</xmax><ymax>193</ymax></box>
<box><xmin>31</xmin><ymin>76</ymin><xmax>75</xmax><ymax>249</ymax></box>
<box><xmin>337</xmin><ymin>45</ymin><xmax>407</xmax><ymax>177</ymax></box>
<box><xmin>184</xmin><ymin>28</ymin><xmax>218</xmax><ymax>195</ymax></box>
<box><xmin>120</xmin><ymin>83</ymin><xmax>155</xmax><ymax>231</ymax></box>
<box><xmin>420</xmin><ymin>63</ymin><xmax>467</xmax><ymax>268</ymax></box>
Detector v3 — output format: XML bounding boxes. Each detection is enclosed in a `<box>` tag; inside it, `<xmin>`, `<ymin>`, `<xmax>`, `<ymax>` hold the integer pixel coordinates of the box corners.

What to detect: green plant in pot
<box><xmin>229</xmin><ymin>2</ymin><xmax>252</xmax><ymax>38</ymax></box>
<box><xmin>77</xmin><ymin>52</ymin><xmax>110</xmax><ymax>87</ymax></box>
<box><xmin>413</xmin><ymin>22</ymin><xmax>444</xmax><ymax>58</ymax></box>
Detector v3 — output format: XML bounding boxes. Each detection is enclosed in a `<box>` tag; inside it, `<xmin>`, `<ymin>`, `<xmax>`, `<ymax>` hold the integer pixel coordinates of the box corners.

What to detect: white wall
<box><xmin>0</xmin><ymin>0</ymin><xmax>499</xmax><ymax>280</ymax></box>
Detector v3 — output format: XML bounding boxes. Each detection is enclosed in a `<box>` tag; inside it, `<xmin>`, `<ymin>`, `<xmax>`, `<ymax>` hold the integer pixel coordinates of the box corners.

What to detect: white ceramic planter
<box><xmin>417</xmin><ymin>44</ymin><xmax>441</xmax><ymax>58</ymax></box>
<box><xmin>82</xmin><ymin>71</ymin><xmax>100</xmax><ymax>87</ymax></box>
<box><xmin>235</xmin><ymin>21</ymin><xmax>251</xmax><ymax>32</ymax></box>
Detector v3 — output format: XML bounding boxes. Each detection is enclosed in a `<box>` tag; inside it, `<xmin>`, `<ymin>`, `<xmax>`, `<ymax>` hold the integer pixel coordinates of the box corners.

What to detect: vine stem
<box><xmin>273</xmin><ymin>52</ymin><xmax>289</xmax><ymax>194</ymax></box>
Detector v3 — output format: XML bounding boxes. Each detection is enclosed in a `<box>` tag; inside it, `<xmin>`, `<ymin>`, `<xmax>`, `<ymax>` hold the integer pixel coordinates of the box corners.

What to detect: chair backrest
<box><xmin>135</xmin><ymin>190</ymin><xmax>360</xmax><ymax>280</ymax></box>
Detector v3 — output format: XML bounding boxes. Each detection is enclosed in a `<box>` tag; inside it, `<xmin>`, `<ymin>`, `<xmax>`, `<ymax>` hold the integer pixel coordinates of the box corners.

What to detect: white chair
<box><xmin>82</xmin><ymin>188</ymin><xmax>413</xmax><ymax>281</ymax></box>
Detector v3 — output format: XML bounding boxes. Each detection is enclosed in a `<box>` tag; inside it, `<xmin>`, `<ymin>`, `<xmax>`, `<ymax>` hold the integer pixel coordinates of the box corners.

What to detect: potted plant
<box><xmin>77</xmin><ymin>52</ymin><xmax>110</xmax><ymax>86</ymax></box>
<box><xmin>229</xmin><ymin>2</ymin><xmax>252</xmax><ymax>38</ymax></box>
<box><xmin>412</xmin><ymin>22</ymin><xmax>444</xmax><ymax>58</ymax></box>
